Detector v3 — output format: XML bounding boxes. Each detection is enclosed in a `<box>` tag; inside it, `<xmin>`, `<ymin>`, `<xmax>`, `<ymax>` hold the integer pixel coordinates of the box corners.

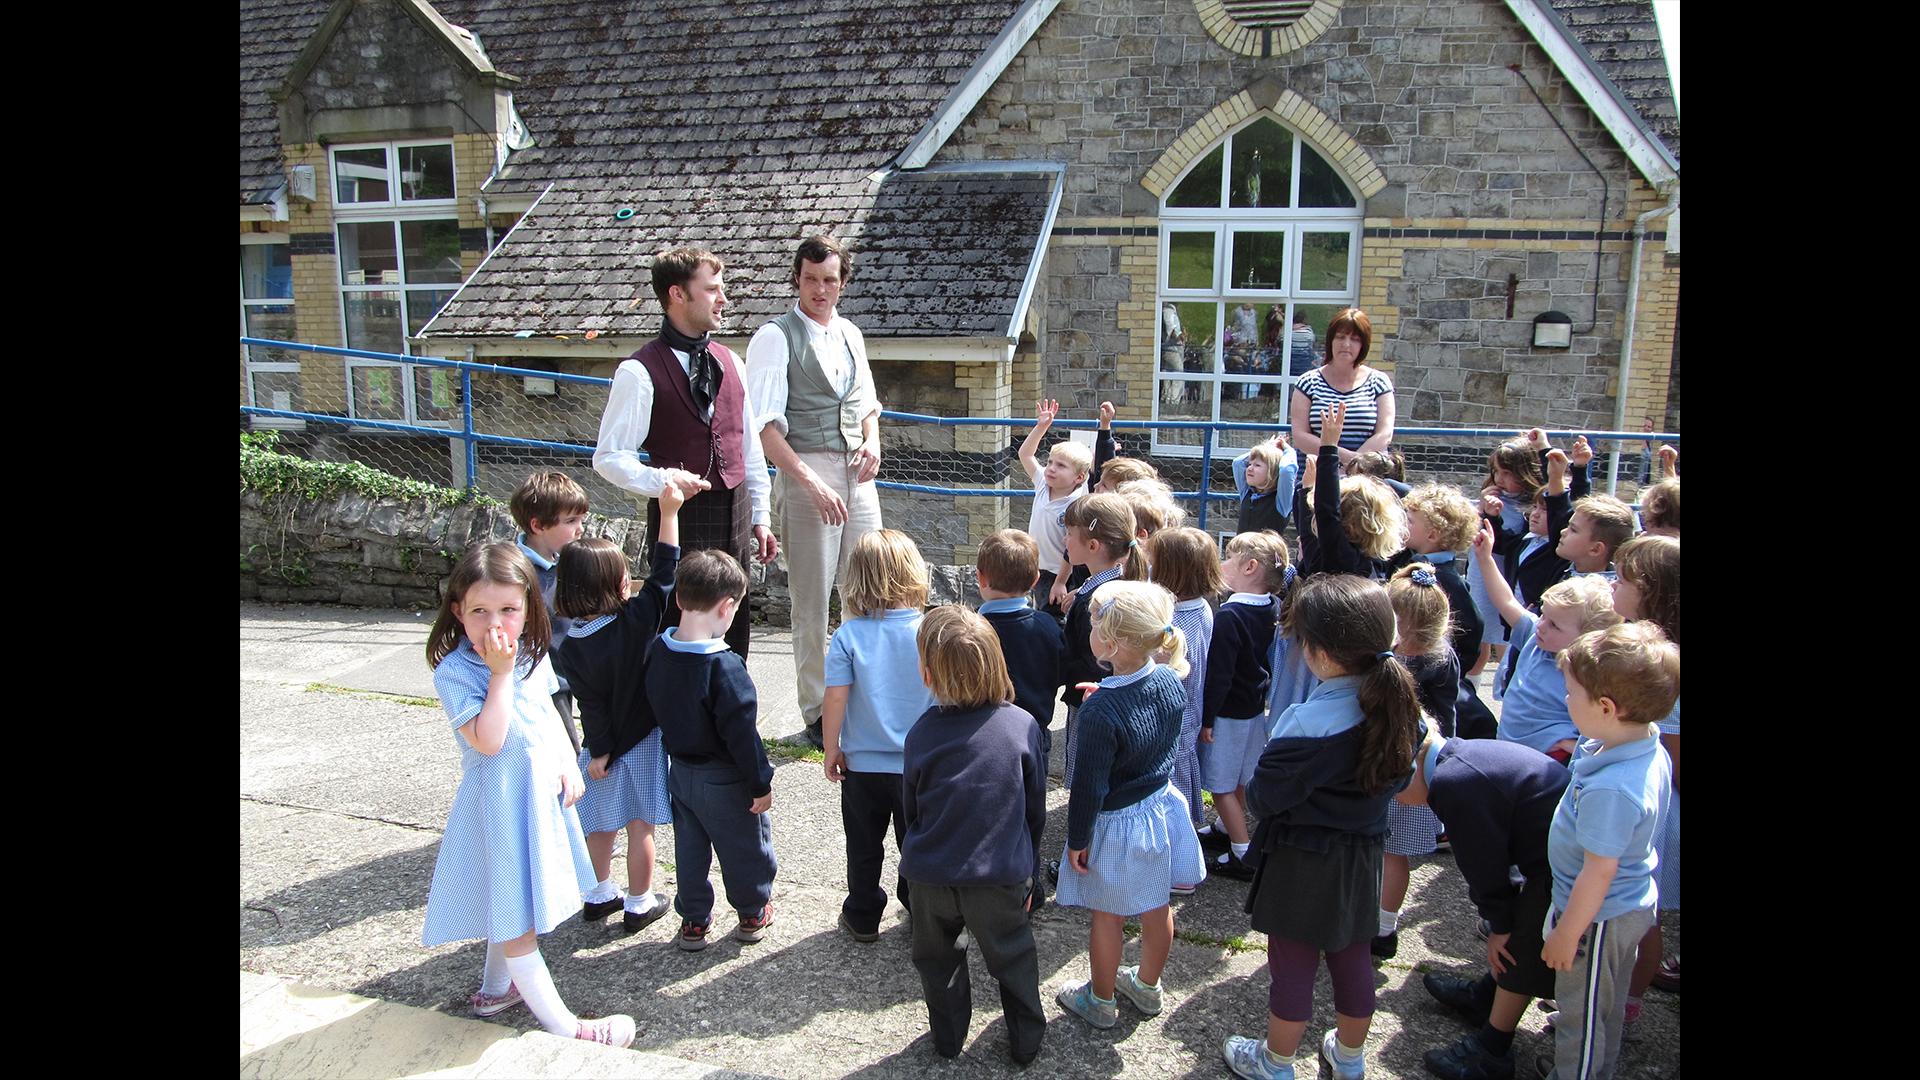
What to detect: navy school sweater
<box><xmin>1423</xmin><ymin>737</ymin><xmax>1571</xmax><ymax>934</ymax></box>
<box><xmin>551</xmin><ymin>542</ymin><xmax>679</xmax><ymax>764</ymax></box>
<box><xmin>980</xmin><ymin>604</ymin><xmax>1065</xmax><ymax>738</ymax></box>
<box><xmin>644</xmin><ymin>636</ymin><xmax>774</xmax><ymax>798</ymax></box>
<box><xmin>1203</xmin><ymin>598</ymin><xmax>1278</xmax><ymax>728</ymax></box>
<box><xmin>901</xmin><ymin>702</ymin><xmax>1048</xmax><ymax>887</ymax></box>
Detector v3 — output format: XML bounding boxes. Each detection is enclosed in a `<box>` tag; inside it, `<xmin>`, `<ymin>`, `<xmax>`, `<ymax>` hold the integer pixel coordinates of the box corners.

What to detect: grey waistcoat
<box><xmin>773</xmin><ymin>310</ymin><xmax>867</xmax><ymax>453</ymax></box>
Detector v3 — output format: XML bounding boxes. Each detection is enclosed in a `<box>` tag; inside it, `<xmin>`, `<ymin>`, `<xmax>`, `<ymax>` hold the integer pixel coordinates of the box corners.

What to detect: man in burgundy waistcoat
<box><xmin>593</xmin><ymin>247</ymin><xmax>776</xmax><ymax>656</ymax></box>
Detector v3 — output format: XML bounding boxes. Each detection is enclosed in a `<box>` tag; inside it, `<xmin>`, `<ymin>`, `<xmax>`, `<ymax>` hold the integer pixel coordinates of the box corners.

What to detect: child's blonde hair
<box><xmin>916</xmin><ymin>605</ymin><xmax>1015</xmax><ymax>709</ymax></box>
<box><xmin>1088</xmin><ymin>580</ymin><xmax>1189</xmax><ymax>679</ymax></box>
<box><xmin>1539</xmin><ymin>573</ymin><xmax>1620</xmax><ymax>635</ymax></box>
<box><xmin>1049</xmin><ymin>440</ymin><xmax>1093</xmax><ymax>478</ymax></box>
<box><xmin>1403</xmin><ymin>483</ymin><xmax>1478</xmax><ymax>553</ymax></box>
<box><xmin>1558</xmin><ymin>622</ymin><xmax>1679</xmax><ymax>726</ymax></box>
<box><xmin>1309</xmin><ymin>474</ymin><xmax>1407</xmax><ymax>560</ymax></box>
<box><xmin>1098</xmin><ymin>457</ymin><xmax>1158</xmax><ymax>489</ymax></box>
<box><xmin>1146</xmin><ymin>526</ymin><xmax>1224</xmax><ymax>601</ymax></box>
<box><xmin>1571</xmin><ymin>494</ymin><xmax>1636</xmax><ymax>559</ymax></box>
<box><xmin>1640</xmin><ymin>476</ymin><xmax>1679</xmax><ymax>534</ymax></box>
<box><xmin>1243</xmin><ymin>441</ymin><xmax>1288</xmax><ymax>495</ymax></box>
<box><xmin>1063</xmin><ymin>493</ymin><xmax>1149</xmax><ymax>581</ymax></box>
<box><xmin>1387</xmin><ymin>563</ymin><xmax>1452</xmax><ymax>655</ymax></box>
<box><xmin>1224</xmin><ymin>530</ymin><xmax>1291</xmax><ymax>594</ymax></box>
<box><xmin>842</xmin><ymin>528</ymin><xmax>929</xmax><ymax>616</ymax></box>
<box><xmin>1117</xmin><ymin>478</ymin><xmax>1184</xmax><ymax>535</ymax></box>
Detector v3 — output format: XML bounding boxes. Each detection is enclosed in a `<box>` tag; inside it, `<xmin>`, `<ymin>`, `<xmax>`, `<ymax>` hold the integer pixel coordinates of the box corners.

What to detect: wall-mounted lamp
<box><xmin>1532</xmin><ymin>310</ymin><xmax>1572</xmax><ymax>349</ymax></box>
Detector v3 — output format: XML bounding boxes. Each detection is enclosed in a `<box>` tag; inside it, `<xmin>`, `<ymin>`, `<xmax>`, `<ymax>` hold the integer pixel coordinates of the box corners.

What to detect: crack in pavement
<box><xmin>241</xmin><ymin>794</ymin><xmax>444</xmax><ymax>834</ymax></box>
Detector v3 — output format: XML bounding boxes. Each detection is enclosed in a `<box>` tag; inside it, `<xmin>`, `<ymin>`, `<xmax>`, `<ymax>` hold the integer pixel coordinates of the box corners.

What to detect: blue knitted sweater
<box><xmin>1066</xmin><ymin>664</ymin><xmax>1185</xmax><ymax>849</ymax></box>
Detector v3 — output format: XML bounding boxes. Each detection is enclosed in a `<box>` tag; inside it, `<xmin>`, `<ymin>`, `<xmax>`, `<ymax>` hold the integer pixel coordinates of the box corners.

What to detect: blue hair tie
<box><xmin>1376</xmin><ymin>650</ymin><xmax>1395</xmax><ymax>662</ymax></box>
<box><xmin>1409</xmin><ymin>567</ymin><xmax>1437</xmax><ymax>587</ymax></box>
<box><xmin>1163</xmin><ymin>624</ymin><xmax>1174</xmax><ymax>635</ymax></box>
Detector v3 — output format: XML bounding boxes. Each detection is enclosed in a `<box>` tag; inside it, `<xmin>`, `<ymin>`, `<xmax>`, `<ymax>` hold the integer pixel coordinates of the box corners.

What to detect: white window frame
<box><xmin>1152</xmin><ymin>116</ymin><xmax>1363</xmax><ymax>457</ymax></box>
<box><xmin>241</xmin><ymin>235</ymin><xmax>304</xmax><ymax>430</ymax></box>
<box><xmin>330</xmin><ymin>140</ymin><xmax>461</xmax><ymax>429</ymax></box>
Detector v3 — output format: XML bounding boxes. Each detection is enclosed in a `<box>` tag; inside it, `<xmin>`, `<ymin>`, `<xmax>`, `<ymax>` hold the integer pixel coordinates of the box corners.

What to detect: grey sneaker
<box><xmin>1223</xmin><ymin>1034</ymin><xmax>1296</xmax><ymax>1080</ymax></box>
<box><xmin>1114</xmin><ymin>965</ymin><xmax>1163</xmax><ymax>1016</ymax></box>
<box><xmin>1056</xmin><ymin>980</ymin><xmax>1117</xmax><ymax>1029</ymax></box>
<box><xmin>1319</xmin><ymin>1029</ymin><xmax>1365</xmax><ymax>1080</ymax></box>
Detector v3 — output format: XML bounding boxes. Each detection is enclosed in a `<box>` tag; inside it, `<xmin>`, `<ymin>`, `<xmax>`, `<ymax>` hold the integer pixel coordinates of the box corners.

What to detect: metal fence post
<box><xmin>1196</xmin><ymin>423</ymin><xmax>1213</xmax><ymax>531</ymax></box>
<box><xmin>461</xmin><ymin>367</ymin><xmax>477</xmax><ymax>493</ymax></box>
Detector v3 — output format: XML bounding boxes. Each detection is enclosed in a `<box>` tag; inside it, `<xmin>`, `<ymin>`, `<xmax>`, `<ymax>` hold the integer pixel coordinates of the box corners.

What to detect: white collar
<box><xmin>1224</xmin><ymin>591</ymin><xmax>1274</xmax><ymax>607</ymax></box>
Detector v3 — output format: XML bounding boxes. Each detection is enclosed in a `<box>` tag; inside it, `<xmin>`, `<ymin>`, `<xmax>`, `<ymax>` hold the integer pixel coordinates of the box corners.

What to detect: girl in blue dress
<box><xmin>423</xmin><ymin>543</ymin><xmax>636</xmax><ymax>1048</ymax></box>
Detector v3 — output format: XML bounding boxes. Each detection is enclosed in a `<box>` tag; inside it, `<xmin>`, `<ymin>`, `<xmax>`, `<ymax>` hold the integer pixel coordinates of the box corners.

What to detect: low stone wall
<box><xmin>240</xmin><ymin>488</ymin><xmax>982</xmax><ymax>619</ymax></box>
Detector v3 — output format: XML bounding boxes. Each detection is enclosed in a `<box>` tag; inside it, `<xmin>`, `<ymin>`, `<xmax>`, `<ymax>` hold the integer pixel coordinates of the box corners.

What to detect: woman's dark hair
<box><xmin>554</xmin><ymin>538</ymin><xmax>628</xmax><ymax>620</ymax></box>
<box><xmin>1324</xmin><ymin>307</ymin><xmax>1373</xmax><ymax>365</ymax></box>
<box><xmin>1287</xmin><ymin>574</ymin><xmax>1418</xmax><ymax>793</ymax></box>
<box><xmin>426</xmin><ymin>543</ymin><xmax>551</xmax><ymax>671</ymax></box>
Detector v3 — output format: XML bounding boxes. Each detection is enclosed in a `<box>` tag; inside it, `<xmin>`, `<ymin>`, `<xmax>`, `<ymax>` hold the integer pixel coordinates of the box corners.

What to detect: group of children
<box><xmin>413</xmin><ymin>402</ymin><xmax>1680</xmax><ymax>1080</ymax></box>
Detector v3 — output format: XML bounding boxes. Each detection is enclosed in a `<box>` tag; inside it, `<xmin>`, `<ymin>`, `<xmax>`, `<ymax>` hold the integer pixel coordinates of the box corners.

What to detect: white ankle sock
<box><xmin>503</xmin><ymin>949</ymin><xmax>577</xmax><ymax>1036</ymax></box>
<box><xmin>1378</xmin><ymin>907</ymin><xmax>1400</xmax><ymax>936</ymax></box>
<box><xmin>584</xmin><ymin>878</ymin><xmax>623</xmax><ymax>904</ymax></box>
<box><xmin>480</xmin><ymin>941</ymin><xmax>512</xmax><ymax>996</ymax></box>
<box><xmin>1333</xmin><ymin>1036</ymin><xmax>1364</xmax><ymax>1062</ymax></box>
<box><xmin>624</xmin><ymin>892</ymin><xmax>658</xmax><ymax>915</ymax></box>
<box><xmin>1230</xmin><ymin>841</ymin><xmax>1250</xmax><ymax>859</ymax></box>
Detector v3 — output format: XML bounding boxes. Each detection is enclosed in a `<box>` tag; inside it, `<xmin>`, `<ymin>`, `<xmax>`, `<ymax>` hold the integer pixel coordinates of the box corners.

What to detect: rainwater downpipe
<box><xmin>1605</xmin><ymin>188</ymin><xmax>1679</xmax><ymax>495</ymax></box>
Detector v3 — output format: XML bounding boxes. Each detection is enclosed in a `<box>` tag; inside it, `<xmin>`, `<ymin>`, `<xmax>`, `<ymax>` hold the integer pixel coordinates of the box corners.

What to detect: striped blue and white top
<box><xmin>1292</xmin><ymin>366</ymin><xmax>1394</xmax><ymax>451</ymax></box>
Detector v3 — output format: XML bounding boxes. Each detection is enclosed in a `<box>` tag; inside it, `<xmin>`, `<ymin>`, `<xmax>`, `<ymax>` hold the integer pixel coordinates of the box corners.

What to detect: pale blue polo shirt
<box><xmin>1547</xmin><ymin>729</ymin><xmax>1672</xmax><ymax>921</ymax></box>
<box><xmin>1492</xmin><ymin>610</ymin><xmax>1575</xmax><ymax>754</ymax></box>
<box><xmin>824</xmin><ymin>608</ymin><xmax>934</xmax><ymax>774</ymax></box>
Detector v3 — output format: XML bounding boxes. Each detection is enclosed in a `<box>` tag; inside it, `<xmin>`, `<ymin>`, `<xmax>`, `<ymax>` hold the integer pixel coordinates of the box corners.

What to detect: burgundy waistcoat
<box><xmin>633</xmin><ymin>339</ymin><xmax>747</xmax><ymax>491</ymax></box>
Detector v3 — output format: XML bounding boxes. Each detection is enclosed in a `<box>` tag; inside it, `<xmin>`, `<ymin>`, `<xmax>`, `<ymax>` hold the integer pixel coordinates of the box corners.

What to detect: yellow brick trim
<box><xmin>1142</xmin><ymin>89</ymin><xmax>1385</xmax><ymax>201</ymax></box>
<box><xmin>1193</xmin><ymin>0</ymin><xmax>1345</xmax><ymax>59</ymax></box>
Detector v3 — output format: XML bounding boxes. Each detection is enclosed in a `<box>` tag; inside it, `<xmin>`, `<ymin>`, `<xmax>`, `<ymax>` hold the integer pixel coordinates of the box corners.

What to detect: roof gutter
<box><xmin>1503</xmin><ymin>0</ymin><xmax>1679</xmax><ymax>186</ymax></box>
<box><xmin>896</xmin><ymin>0</ymin><xmax>1061</xmax><ymax>169</ymax></box>
<box><xmin>1605</xmin><ymin>186</ymin><xmax>1679</xmax><ymax>495</ymax></box>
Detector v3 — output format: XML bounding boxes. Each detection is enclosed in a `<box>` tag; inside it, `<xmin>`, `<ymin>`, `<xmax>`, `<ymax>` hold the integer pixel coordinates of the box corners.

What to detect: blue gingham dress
<box><xmin>566</xmin><ymin>616</ymin><xmax>673</xmax><ymax>834</ymax></box>
<box><xmin>422</xmin><ymin>642</ymin><xmax>596</xmax><ymax>946</ymax></box>
<box><xmin>1054</xmin><ymin>666</ymin><xmax>1208</xmax><ymax>917</ymax></box>
<box><xmin>1169</xmin><ymin>598</ymin><xmax>1213</xmax><ymax>828</ymax></box>
<box><xmin>1654</xmin><ymin>698</ymin><xmax>1680</xmax><ymax>909</ymax></box>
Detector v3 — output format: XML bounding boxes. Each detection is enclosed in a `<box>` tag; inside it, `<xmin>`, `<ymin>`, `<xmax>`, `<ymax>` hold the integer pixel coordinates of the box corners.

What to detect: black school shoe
<box><xmin>1422</xmin><ymin>973</ymin><xmax>1494</xmax><ymax>1026</ymax></box>
<box><xmin>621</xmin><ymin>893</ymin><xmax>671</xmax><ymax>934</ymax></box>
<box><xmin>1424</xmin><ymin>1034</ymin><xmax>1515</xmax><ymax>1080</ymax></box>
<box><xmin>1371</xmin><ymin>931</ymin><xmax>1399</xmax><ymax>959</ymax></box>
<box><xmin>1206</xmin><ymin>851</ymin><xmax>1255</xmax><ymax>881</ymax></box>
<box><xmin>583</xmin><ymin>895</ymin><xmax>625</xmax><ymax>922</ymax></box>
<box><xmin>1198</xmin><ymin>827</ymin><xmax>1232</xmax><ymax>854</ymax></box>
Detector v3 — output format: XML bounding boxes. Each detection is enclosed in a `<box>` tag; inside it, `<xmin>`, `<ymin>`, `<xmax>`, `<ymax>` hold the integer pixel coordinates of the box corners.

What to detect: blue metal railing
<box><xmin>241</xmin><ymin>337</ymin><xmax>1678</xmax><ymax>529</ymax></box>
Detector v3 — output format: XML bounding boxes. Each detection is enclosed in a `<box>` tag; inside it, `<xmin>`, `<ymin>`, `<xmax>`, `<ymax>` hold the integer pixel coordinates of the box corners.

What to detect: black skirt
<box><xmin>1245</xmin><ymin>832</ymin><xmax>1384</xmax><ymax>953</ymax></box>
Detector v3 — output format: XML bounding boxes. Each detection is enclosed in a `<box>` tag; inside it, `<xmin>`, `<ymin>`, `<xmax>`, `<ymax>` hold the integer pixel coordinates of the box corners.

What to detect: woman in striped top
<box><xmin>1288</xmin><ymin>308</ymin><xmax>1395</xmax><ymax>466</ymax></box>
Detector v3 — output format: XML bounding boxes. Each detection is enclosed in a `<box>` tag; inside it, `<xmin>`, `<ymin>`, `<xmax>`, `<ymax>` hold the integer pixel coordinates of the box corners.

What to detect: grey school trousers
<box><xmin>1546</xmin><ymin>903</ymin><xmax>1656</xmax><ymax>1080</ymax></box>
<box><xmin>908</xmin><ymin>880</ymin><xmax>1045</xmax><ymax>1061</ymax></box>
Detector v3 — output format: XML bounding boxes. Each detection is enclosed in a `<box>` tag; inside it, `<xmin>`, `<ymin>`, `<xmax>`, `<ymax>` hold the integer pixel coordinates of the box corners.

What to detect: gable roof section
<box><xmin>240</xmin><ymin>0</ymin><xmax>330</xmax><ymax>203</ymax></box>
<box><xmin>1509</xmin><ymin>0</ymin><xmax>1679</xmax><ymax>184</ymax></box>
<box><xmin>274</xmin><ymin>0</ymin><xmax>519</xmax><ymax>104</ymax></box>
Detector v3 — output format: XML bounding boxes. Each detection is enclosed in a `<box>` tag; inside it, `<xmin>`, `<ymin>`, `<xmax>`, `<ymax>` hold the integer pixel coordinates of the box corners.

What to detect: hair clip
<box><xmin>1410</xmin><ymin>567</ymin><xmax>1437</xmax><ymax>587</ymax></box>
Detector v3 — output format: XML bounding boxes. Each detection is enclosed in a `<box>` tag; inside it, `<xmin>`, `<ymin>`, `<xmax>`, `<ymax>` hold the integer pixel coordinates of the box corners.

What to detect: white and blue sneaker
<box><xmin>1056</xmin><ymin>981</ymin><xmax>1118</xmax><ymax>1029</ymax></box>
<box><xmin>1223</xmin><ymin>1034</ymin><xmax>1295</xmax><ymax>1080</ymax></box>
<box><xmin>1319</xmin><ymin>1029</ymin><xmax>1366</xmax><ymax>1079</ymax></box>
<box><xmin>1114</xmin><ymin>965</ymin><xmax>1163</xmax><ymax>1016</ymax></box>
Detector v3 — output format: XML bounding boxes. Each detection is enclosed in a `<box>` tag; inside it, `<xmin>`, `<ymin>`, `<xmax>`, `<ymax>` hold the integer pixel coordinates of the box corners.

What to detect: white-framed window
<box><xmin>330</xmin><ymin>140</ymin><xmax>462</xmax><ymax>427</ymax></box>
<box><xmin>1153</xmin><ymin>116</ymin><xmax>1363</xmax><ymax>455</ymax></box>
<box><xmin>241</xmin><ymin>236</ymin><xmax>303</xmax><ymax>429</ymax></box>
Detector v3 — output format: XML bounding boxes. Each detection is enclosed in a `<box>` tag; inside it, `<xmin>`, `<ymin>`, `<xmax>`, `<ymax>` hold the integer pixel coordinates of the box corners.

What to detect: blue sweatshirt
<box><xmin>901</xmin><ymin>702</ymin><xmax>1048</xmax><ymax>887</ymax></box>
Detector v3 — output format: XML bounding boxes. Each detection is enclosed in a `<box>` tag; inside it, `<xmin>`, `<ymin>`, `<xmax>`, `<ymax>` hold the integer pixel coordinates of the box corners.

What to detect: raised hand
<box><xmin>1568</xmin><ymin>436</ymin><xmax>1594</xmax><ymax>467</ymax></box>
<box><xmin>1321</xmin><ymin>401</ymin><xmax>1348</xmax><ymax>450</ymax></box>
<box><xmin>1035</xmin><ymin>398</ymin><xmax>1060</xmax><ymax>427</ymax></box>
<box><xmin>1098</xmin><ymin>400</ymin><xmax>1115</xmax><ymax>429</ymax></box>
<box><xmin>1657</xmin><ymin>444</ymin><xmax>1678</xmax><ymax>478</ymax></box>
<box><xmin>478</xmin><ymin>625</ymin><xmax>518</xmax><ymax>675</ymax></box>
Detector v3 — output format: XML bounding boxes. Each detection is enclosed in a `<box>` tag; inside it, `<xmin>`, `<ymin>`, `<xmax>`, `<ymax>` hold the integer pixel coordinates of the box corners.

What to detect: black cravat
<box><xmin>659</xmin><ymin>319</ymin><xmax>720</xmax><ymax>417</ymax></box>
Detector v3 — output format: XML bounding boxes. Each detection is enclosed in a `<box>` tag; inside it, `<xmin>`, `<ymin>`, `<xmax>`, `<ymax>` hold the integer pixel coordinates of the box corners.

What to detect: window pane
<box><xmin>344</xmin><ymin>291</ymin><xmax>404</xmax><ymax>355</ymax></box>
<box><xmin>406</xmin><ymin>289</ymin><xmax>457</xmax><ymax>337</ymax></box>
<box><xmin>1162</xmin><ymin>301</ymin><xmax>1219</xmax><ymax>376</ymax></box>
<box><xmin>1167</xmin><ymin>146</ymin><xmax>1224</xmax><ymax>209</ymax></box>
<box><xmin>1156</xmin><ymin>380</ymin><xmax>1211</xmax><ymax>447</ymax></box>
<box><xmin>1299</xmin><ymin>232</ymin><xmax>1352</xmax><ymax>292</ymax></box>
<box><xmin>240</xmin><ymin>244</ymin><xmax>293</xmax><ymax>299</ymax></box>
<box><xmin>1300</xmin><ymin>144</ymin><xmax>1358</xmax><ymax>208</ymax></box>
<box><xmin>351</xmin><ymin>364</ymin><xmax>407</xmax><ymax>420</ymax></box>
<box><xmin>1230</xmin><ymin>119</ymin><xmax>1294</xmax><ymax>209</ymax></box>
<box><xmin>398</xmin><ymin>144</ymin><xmax>455</xmax><ymax>201</ymax></box>
<box><xmin>1230</xmin><ymin>231</ymin><xmax>1287</xmax><ymax>291</ymax></box>
<box><xmin>334</xmin><ymin>148</ymin><xmax>390</xmax><ymax>203</ymax></box>
<box><xmin>244</xmin><ymin>304</ymin><xmax>299</xmax><ymax>362</ymax></box>
<box><xmin>1220</xmin><ymin>380</ymin><xmax>1288</xmax><ymax>446</ymax></box>
<box><xmin>251</xmin><ymin>369</ymin><xmax>304</xmax><ymax>413</ymax></box>
<box><xmin>402</xmin><ymin>220</ymin><xmax>464</xmax><ymax>284</ymax></box>
<box><xmin>415</xmin><ymin>365</ymin><xmax>459</xmax><ymax>422</ymax></box>
<box><xmin>1224</xmin><ymin>302</ymin><xmax>1261</xmax><ymax>375</ymax></box>
<box><xmin>339</xmin><ymin>222</ymin><xmax>400</xmax><ymax>285</ymax></box>
<box><xmin>1166</xmin><ymin>232</ymin><xmax>1215</xmax><ymax>290</ymax></box>
<box><xmin>1289</xmin><ymin>303</ymin><xmax>1351</xmax><ymax>374</ymax></box>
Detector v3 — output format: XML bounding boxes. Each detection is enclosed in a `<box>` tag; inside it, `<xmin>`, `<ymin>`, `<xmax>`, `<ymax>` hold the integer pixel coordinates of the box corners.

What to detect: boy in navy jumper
<box><xmin>511</xmin><ymin>470</ymin><xmax>590</xmax><ymax>753</ymax></box>
<box><xmin>902</xmin><ymin>606</ymin><xmax>1048</xmax><ymax>1065</ymax></box>
<box><xmin>1539</xmin><ymin>623</ymin><xmax>1677</xmax><ymax>1080</ymax></box>
<box><xmin>973</xmin><ymin>529</ymin><xmax>1065</xmax><ymax>911</ymax></box>
<box><xmin>645</xmin><ymin>549</ymin><xmax>777</xmax><ymax>953</ymax></box>
<box><xmin>1397</xmin><ymin>727</ymin><xmax>1573</xmax><ymax>1080</ymax></box>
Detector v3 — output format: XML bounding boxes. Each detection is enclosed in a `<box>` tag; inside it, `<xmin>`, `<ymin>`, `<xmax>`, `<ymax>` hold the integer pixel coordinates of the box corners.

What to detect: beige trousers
<box><xmin>776</xmin><ymin>450</ymin><xmax>883</xmax><ymax>724</ymax></box>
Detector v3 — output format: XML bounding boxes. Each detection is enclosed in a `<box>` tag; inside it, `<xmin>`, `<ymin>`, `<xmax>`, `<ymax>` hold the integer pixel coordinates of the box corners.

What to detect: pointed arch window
<box><xmin>1154</xmin><ymin>117</ymin><xmax>1362</xmax><ymax>455</ymax></box>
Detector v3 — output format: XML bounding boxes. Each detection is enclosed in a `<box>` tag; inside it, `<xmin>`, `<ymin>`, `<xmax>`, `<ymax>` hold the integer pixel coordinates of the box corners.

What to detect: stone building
<box><xmin>240</xmin><ymin>0</ymin><xmax>1678</xmax><ymax>563</ymax></box>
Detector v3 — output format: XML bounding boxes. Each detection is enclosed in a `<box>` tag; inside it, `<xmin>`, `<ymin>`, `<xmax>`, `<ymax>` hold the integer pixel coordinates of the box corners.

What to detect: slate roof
<box><xmin>1544</xmin><ymin>0</ymin><xmax>1679</xmax><ymax>161</ymax></box>
<box><xmin>240</xmin><ymin>0</ymin><xmax>332</xmax><ymax>202</ymax></box>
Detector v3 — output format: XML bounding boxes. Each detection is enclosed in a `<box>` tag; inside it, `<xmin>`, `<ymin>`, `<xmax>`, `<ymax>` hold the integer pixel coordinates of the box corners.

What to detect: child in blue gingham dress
<box><xmin>1054</xmin><ymin>581</ymin><xmax>1206</xmax><ymax>1029</ymax></box>
<box><xmin>421</xmin><ymin>543</ymin><xmax>634</xmax><ymax>1047</ymax></box>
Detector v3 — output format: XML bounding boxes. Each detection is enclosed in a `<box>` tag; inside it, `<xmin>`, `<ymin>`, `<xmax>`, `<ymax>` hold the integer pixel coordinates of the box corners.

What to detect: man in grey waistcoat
<box><xmin>745</xmin><ymin>235</ymin><xmax>883</xmax><ymax>749</ymax></box>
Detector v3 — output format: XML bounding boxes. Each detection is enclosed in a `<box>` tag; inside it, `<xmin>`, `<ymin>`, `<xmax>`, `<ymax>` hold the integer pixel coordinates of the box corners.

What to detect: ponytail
<box><xmin>1355</xmin><ymin>651</ymin><xmax>1420</xmax><ymax>794</ymax></box>
<box><xmin>1155</xmin><ymin>624</ymin><xmax>1190</xmax><ymax>679</ymax></box>
<box><xmin>1120</xmin><ymin>538</ymin><xmax>1151</xmax><ymax>582</ymax></box>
